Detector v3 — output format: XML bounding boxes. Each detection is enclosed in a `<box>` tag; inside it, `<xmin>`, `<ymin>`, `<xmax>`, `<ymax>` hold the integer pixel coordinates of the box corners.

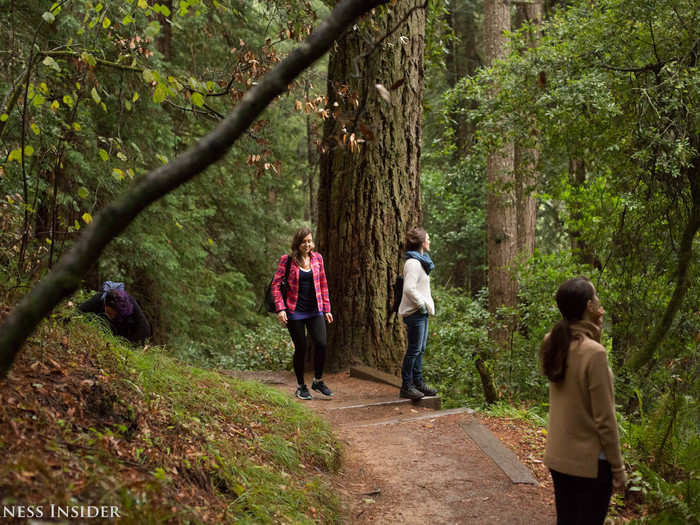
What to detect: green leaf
<box><xmin>91</xmin><ymin>87</ymin><xmax>101</xmax><ymax>104</ymax></box>
<box><xmin>8</xmin><ymin>149</ymin><xmax>22</xmax><ymax>162</ymax></box>
<box><xmin>82</xmin><ymin>212</ymin><xmax>93</xmax><ymax>224</ymax></box>
<box><xmin>42</xmin><ymin>56</ymin><xmax>60</xmax><ymax>72</ymax></box>
<box><xmin>78</xmin><ymin>187</ymin><xmax>89</xmax><ymax>199</ymax></box>
<box><xmin>142</xmin><ymin>69</ymin><xmax>155</xmax><ymax>83</ymax></box>
<box><xmin>152</xmin><ymin>83</ymin><xmax>168</xmax><ymax>103</ymax></box>
<box><xmin>31</xmin><ymin>94</ymin><xmax>45</xmax><ymax>108</ymax></box>
<box><xmin>31</xmin><ymin>123</ymin><xmax>41</xmax><ymax>135</ymax></box>
<box><xmin>191</xmin><ymin>92</ymin><xmax>204</xmax><ymax>107</ymax></box>
<box><xmin>80</xmin><ymin>52</ymin><xmax>97</xmax><ymax>67</ymax></box>
<box><xmin>122</xmin><ymin>14</ymin><xmax>135</xmax><ymax>25</ymax></box>
<box><xmin>73</xmin><ymin>122</ymin><xmax>81</xmax><ymax>131</ymax></box>
<box><xmin>42</xmin><ymin>11</ymin><xmax>56</xmax><ymax>24</ymax></box>
<box><xmin>24</xmin><ymin>145</ymin><xmax>34</xmax><ymax>157</ymax></box>
<box><xmin>102</xmin><ymin>17</ymin><xmax>111</xmax><ymax>29</ymax></box>
<box><xmin>99</xmin><ymin>148</ymin><xmax>109</xmax><ymax>162</ymax></box>
<box><xmin>0</xmin><ymin>114</ymin><xmax>8</xmax><ymax>122</ymax></box>
<box><xmin>62</xmin><ymin>94</ymin><xmax>74</xmax><ymax>108</ymax></box>
<box><xmin>138</xmin><ymin>0</ymin><xmax>148</xmax><ymax>9</ymax></box>
<box><xmin>125</xmin><ymin>100</ymin><xmax>132</xmax><ymax>111</ymax></box>
<box><xmin>145</xmin><ymin>21</ymin><xmax>161</xmax><ymax>38</ymax></box>
<box><xmin>116</xmin><ymin>152</ymin><xmax>127</xmax><ymax>161</ymax></box>
<box><xmin>112</xmin><ymin>168</ymin><xmax>124</xmax><ymax>180</ymax></box>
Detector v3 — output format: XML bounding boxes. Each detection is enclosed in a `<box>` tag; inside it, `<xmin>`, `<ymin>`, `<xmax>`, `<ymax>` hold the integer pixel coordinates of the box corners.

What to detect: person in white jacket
<box><xmin>398</xmin><ymin>227</ymin><xmax>437</xmax><ymax>400</ymax></box>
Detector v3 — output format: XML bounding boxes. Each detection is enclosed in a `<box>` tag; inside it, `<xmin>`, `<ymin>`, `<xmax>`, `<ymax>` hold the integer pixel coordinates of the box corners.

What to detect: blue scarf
<box><xmin>405</xmin><ymin>250</ymin><xmax>435</xmax><ymax>275</ymax></box>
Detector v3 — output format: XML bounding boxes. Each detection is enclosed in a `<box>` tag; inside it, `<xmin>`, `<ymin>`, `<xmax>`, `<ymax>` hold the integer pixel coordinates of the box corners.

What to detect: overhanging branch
<box><xmin>0</xmin><ymin>0</ymin><xmax>388</xmax><ymax>378</ymax></box>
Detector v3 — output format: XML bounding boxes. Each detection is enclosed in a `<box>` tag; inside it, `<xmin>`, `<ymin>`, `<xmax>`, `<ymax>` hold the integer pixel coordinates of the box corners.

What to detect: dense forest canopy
<box><xmin>1</xmin><ymin>0</ymin><xmax>698</xmax><ymax>521</ymax></box>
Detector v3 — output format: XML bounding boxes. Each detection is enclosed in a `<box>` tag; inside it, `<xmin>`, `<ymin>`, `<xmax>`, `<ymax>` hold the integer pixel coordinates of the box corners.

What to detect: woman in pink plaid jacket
<box><xmin>271</xmin><ymin>227</ymin><xmax>334</xmax><ymax>400</ymax></box>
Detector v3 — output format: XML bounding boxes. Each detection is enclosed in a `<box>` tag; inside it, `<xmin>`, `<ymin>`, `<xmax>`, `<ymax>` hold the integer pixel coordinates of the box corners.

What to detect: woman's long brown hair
<box><xmin>290</xmin><ymin>226</ymin><xmax>313</xmax><ymax>266</ymax></box>
<box><xmin>540</xmin><ymin>277</ymin><xmax>594</xmax><ymax>382</ymax></box>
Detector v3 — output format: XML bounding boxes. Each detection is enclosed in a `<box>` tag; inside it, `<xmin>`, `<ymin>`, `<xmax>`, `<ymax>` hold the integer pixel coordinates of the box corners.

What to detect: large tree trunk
<box><xmin>317</xmin><ymin>1</ymin><xmax>426</xmax><ymax>372</ymax></box>
<box><xmin>485</xmin><ymin>0</ymin><xmax>517</xmax><ymax>353</ymax></box>
<box><xmin>514</xmin><ymin>1</ymin><xmax>542</xmax><ymax>259</ymax></box>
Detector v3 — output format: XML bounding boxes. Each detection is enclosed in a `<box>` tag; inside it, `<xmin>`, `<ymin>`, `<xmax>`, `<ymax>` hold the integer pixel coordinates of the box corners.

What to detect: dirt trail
<box><xmin>244</xmin><ymin>370</ymin><xmax>556</xmax><ymax>524</ymax></box>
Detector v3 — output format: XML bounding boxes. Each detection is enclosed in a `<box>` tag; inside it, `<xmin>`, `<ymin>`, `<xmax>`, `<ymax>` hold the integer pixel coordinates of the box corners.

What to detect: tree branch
<box><xmin>39</xmin><ymin>50</ymin><xmax>144</xmax><ymax>72</ymax></box>
<box><xmin>628</xmin><ymin>160</ymin><xmax>700</xmax><ymax>369</ymax></box>
<box><xmin>0</xmin><ymin>0</ymin><xmax>389</xmax><ymax>378</ymax></box>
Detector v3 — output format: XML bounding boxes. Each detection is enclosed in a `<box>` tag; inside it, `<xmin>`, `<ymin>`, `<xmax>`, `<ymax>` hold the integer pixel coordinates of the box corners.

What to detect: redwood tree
<box><xmin>484</xmin><ymin>0</ymin><xmax>517</xmax><ymax>353</ymax></box>
<box><xmin>317</xmin><ymin>1</ymin><xmax>426</xmax><ymax>372</ymax></box>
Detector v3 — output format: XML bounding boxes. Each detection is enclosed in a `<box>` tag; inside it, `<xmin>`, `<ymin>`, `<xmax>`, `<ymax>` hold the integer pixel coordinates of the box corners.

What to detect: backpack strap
<box><xmin>284</xmin><ymin>254</ymin><xmax>293</xmax><ymax>281</ymax></box>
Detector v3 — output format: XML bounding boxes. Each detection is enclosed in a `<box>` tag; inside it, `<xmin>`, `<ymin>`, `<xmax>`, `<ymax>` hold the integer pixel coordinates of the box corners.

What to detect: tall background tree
<box><xmin>317</xmin><ymin>0</ymin><xmax>427</xmax><ymax>371</ymax></box>
<box><xmin>483</xmin><ymin>0</ymin><xmax>517</xmax><ymax>354</ymax></box>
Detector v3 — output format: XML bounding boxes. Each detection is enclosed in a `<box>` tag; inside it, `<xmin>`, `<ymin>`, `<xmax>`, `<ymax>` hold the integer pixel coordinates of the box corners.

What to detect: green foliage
<box><xmin>0</xmin><ymin>0</ymin><xmax>326</xmax><ymax>357</ymax></box>
<box><xmin>422</xmin><ymin>0</ymin><xmax>699</xmax><ymax>521</ymax></box>
<box><xmin>422</xmin><ymin>286</ymin><xmax>492</xmax><ymax>407</ymax></box>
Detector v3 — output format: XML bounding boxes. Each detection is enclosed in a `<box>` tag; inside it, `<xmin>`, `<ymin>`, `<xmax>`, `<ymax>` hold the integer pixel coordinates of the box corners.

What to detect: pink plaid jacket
<box><xmin>271</xmin><ymin>252</ymin><xmax>331</xmax><ymax>314</ymax></box>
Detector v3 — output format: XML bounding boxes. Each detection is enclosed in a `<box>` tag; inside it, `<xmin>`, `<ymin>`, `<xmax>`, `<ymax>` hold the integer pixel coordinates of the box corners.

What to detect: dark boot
<box><xmin>400</xmin><ymin>384</ymin><xmax>424</xmax><ymax>400</ymax></box>
<box><xmin>414</xmin><ymin>380</ymin><xmax>437</xmax><ymax>397</ymax></box>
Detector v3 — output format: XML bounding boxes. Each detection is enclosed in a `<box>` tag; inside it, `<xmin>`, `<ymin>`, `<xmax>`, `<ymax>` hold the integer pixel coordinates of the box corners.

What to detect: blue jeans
<box><xmin>401</xmin><ymin>311</ymin><xmax>429</xmax><ymax>387</ymax></box>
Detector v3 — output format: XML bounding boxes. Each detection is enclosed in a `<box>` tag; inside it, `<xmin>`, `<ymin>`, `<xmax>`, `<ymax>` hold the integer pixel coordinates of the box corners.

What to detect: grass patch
<box><xmin>0</xmin><ymin>309</ymin><xmax>342</xmax><ymax>524</ymax></box>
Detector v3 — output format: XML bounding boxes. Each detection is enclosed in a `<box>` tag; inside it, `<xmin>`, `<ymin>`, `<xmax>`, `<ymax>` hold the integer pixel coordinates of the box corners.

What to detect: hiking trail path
<box><xmin>237</xmin><ymin>369</ymin><xmax>556</xmax><ymax>524</ymax></box>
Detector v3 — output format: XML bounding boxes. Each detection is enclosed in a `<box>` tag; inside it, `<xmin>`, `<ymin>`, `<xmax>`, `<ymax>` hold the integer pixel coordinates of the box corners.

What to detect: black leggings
<box><xmin>287</xmin><ymin>315</ymin><xmax>327</xmax><ymax>385</ymax></box>
<box><xmin>550</xmin><ymin>460</ymin><xmax>613</xmax><ymax>525</ymax></box>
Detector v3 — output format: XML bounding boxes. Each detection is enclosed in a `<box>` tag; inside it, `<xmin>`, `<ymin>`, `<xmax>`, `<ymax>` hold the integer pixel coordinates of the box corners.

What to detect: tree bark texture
<box><xmin>514</xmin><ymin>1</ymin><xmax>542</xmax><ymax>259</ymax></box>
<box><xmin>317</xmin><ymin>0</ymin><xmax>426</xmax><ymax>372</ymax></box>
<box><xmin>0</xmin><ymin>0</ymin><xmax>390</xmax><ymax>378</ymax></box>
<box><xmin>484</xmin><ymin>0</ymin><xmax>517</xmax><ymax>341</ymax></box>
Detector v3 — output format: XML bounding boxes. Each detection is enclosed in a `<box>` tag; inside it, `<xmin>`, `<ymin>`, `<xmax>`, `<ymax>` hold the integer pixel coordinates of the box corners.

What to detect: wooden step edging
<box><xmin>345</xmin><ymin>407</ymin><xmax>473</xmax><ymax>428</ymax></box>
<box><xmin>329</xmin><ymin>395</ymin><xmax>441</xmax><ymax>411</ymax></box>
<box><xmin>459</xmin><ymin>420</ymin><xmax>538</xmax><ymax>485</ymax></box>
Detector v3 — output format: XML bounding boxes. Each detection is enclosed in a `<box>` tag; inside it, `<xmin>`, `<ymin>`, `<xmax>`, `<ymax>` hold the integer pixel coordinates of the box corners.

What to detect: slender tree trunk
<box><xmin>568</xmin><ymin>157</ymin><xmax>601</xmax><ymax>267</ymax></box>
<box><xmin>514</xmin><ymin>1</ymin><xmax>542</xmax><ymax>259</ymax></box>
<box><xmin>485</xmin><ymin>0</ymin><xmax>517</xmax><ymax>354</ymax></box>
<box><xmin>305</xmin><ymin>80</ymin><xmax>317</xmax><ymax>226</ymax></box>
<box><xmin>317</xmin><ymin>1</ymin><xmax>426</xmax><ymax>372</ymax></box>
<box><xmin>156</xmin><ymin>0</ymin><xmax>173</xmax><ymax>60</ymax></box>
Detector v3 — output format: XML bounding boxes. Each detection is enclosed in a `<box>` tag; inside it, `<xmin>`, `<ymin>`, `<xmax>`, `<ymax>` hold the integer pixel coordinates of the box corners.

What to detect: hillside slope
<box><xmin>0</xmin><ymin>307</ymin><xmax>341</xmax><ymax>524</ymax></box>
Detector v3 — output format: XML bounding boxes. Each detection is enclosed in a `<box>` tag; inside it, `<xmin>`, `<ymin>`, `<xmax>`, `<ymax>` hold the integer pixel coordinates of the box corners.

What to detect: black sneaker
<box><xmin>295</xmin><ymin>384</ymin><xmax>312</xmax><ymax>400</ymax></box>
<box><xmin>414</xmin><ymin>381</ymin><xmax>437</xmax><ymax>397</ymax></box>
<box><xmin>399</xmin><ymin>385</ymin><xmax>424</xmax><ymax>400</ymax></box>
<box><xmin>311</xmin><ymin>379</ymin><xmax>333</xmax><ymax>397</ymax></box>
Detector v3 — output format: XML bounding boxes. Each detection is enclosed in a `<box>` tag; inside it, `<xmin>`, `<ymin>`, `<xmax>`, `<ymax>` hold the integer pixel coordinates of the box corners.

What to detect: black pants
<box><xmin>287</xmin><ymin>315</ymin><xmax>327</xmax><ymax>385</ymax></box>
<box><xmin>550</xmin><ymin>460</ymin><xmax>613</xmax><ymax>525</ymax></box>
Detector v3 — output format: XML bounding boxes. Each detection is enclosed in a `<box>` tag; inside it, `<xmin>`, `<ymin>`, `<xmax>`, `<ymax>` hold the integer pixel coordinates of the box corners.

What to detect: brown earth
<box><xmin>257</xmin><ymin>370</ymin><xmax>558</xmax><ymax>524</ymax></box>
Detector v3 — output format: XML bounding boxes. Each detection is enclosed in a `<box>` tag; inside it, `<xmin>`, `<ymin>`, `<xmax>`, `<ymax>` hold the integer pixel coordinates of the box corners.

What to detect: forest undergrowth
<box><xmin>0</xmin><ymin>298</ymin><xmax>342</xmax><ymax>525</ymax></box>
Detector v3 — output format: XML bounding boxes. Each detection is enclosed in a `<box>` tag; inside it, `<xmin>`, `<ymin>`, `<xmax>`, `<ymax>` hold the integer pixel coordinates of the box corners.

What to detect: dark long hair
<box><xmin>290</xmin><ymin>226</ymin><xmax>313</xmax><ymax>266</ymax></box>
<box><xmin>540</xmin><ymin>277</ymin><xmax>594</xmax><ymax>382</ymax></box>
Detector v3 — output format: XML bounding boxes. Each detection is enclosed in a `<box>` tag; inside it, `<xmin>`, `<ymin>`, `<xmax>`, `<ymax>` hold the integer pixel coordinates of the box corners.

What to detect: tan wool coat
<box><xmin>543</xmin><ymin>321</ymin><xmax>624</xmax><ymax>478</ymax></box>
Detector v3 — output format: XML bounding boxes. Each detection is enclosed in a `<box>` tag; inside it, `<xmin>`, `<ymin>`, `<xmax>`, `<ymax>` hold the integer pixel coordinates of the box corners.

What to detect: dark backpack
<box><xmin>263</xmin><ymin>255</ymin><xmax>292</xmax><ymax>313</ymax></box>
<box><xmin>391</xmin><ymin>274</ymin><xmax>404</xmax><ymax>313</ymax></box>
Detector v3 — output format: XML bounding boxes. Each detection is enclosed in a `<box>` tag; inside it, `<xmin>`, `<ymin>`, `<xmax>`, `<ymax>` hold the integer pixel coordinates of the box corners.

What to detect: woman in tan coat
<box><xmin>540</xmin><ymin>277</ymin><xmax>626</xmax><ymax>524</ymax></box>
